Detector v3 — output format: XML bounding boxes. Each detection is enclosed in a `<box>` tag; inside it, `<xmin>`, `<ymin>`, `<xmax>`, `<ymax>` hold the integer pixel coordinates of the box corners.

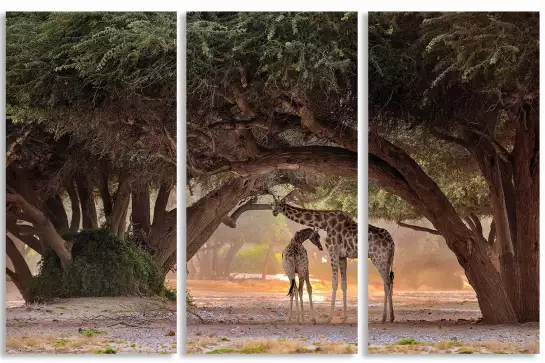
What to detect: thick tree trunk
<box><xmin>512</xmin><ymin>105</ymin><xmax>539</xmax><ymax>322</ymax></box>
<box><xmin>149</xmin><ymin>209</ymin><xmax>177</xmax><ymax>267</ymax></box>
<box><xmin>153</xmin><ymin>182</ymin><xmax>173</xmax><ymax>226</ymax></box>
<box><xmin>7</xmin><ymin>192</ymin><xmax>72</xmax><ymax>268</ymax></box>
<box><xmin>76</xmin><ymin>174</ymin><xmax>98</xmax><ymax>229</ymax></box>
<box><xmin>66</xmin><ymin>181</ymin><xmax>81</xmax><ymax>232</ymax></box>
<box><xmin>98</xmin><ymin>171</ymin><xmax>113</xmax><ymax>220</ymax></box>
<box><xmin>187</xmin><ymin>177</ymin><xmax>256</xmax><ymax>261</ymax></box>
<box><xmin>44</xmin><ymin>194</ymin><xmax>69</xmax><ymax>232</ymax></box>
<box><xmin>108</xmin><ymin>176</ymin><xmax>131</xmax><ymax>237</ymax></box>
<box><xmin>369</xmin><ymin>132</ymin><xmax>517</xmax><ymax>323</ymax></box>
<box><xmin>6</xmin><ymin>236</ymin><xmax>33</xmax><ymax>301</ymax></box>
<box><xmin>132</xmin><ymin>183</ymin><xmax>151</xmax><ymax>243</ymax></box>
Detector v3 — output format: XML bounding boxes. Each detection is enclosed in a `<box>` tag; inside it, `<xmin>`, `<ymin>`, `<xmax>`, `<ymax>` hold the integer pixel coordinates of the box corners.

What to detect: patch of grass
<box><xmin>220</xmin><ymin>337</ymin><xmax>230</xmax><ymax>342</ymax></box>
<box><xmin>457</xmin><ymin>348</ymin><xmax>474</xmax><ymax>354</ymax></box>
<box><xmin>396</xmin><ymin>338</ymin><xmax>418</xmax><ymax>345</ymax></box>
<box><xmin>207</xmin><ymin>348</ymin><xmax>234</xmax><ymax>354</ymax></box>
<box><xmin>240</xmin><ymin>345</ymin><xmax>266</xmax><ymax>354</ymax></box>
<box><xmin>79</xmin><ymin>329</ymin><xmax>104</xmax><ymax>337</ymax></box>
<box><xmin>130</xmin><ymin>343</ymin><xmax>136</xmax><ymax>348</ymax></box>
<box><xmin>94</xmin><ymin>346</ymin><xmax>117</xmax><ymax>354</ymax></box>
<box><xmin>54</xmin><ymin>339</ymin><xmax>69</xmax><ymax>347</ymax></box>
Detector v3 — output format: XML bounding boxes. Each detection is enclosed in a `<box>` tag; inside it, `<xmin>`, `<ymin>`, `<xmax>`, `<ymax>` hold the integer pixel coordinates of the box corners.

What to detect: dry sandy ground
<box><xmin>186</xmin><ymin>279</ymin><xmax>358</xmax><ymax>354</ymax></box>
<box><xmin>368</xmin><ymin>289</ymin><xmax>539</xmax><ymax>354</ymax></box>
<box><xmin>6</xmin><ymin>279</ymin><xmax>177</xmax><ymax>354</ymax></box>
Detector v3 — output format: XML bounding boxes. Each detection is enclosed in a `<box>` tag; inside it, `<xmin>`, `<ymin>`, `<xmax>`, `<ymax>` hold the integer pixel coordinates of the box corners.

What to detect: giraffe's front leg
<box><xmin>326</xmin><ymin>255</ymin><xmax>339</xmax><ymax>324</ymax></box>
<box><xmin>340</xmin><ymin>257</ymin><xmax>348</xmax><ymax>323</ymax></box>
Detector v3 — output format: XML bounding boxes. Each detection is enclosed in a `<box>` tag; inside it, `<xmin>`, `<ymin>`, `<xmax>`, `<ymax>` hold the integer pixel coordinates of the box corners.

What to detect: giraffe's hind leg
<box><xmin>305</xmin><ymin>274</ymin><xmax>316</xmax><ymax>324</ymax></box>
<box><xmin>340</xmin><ymin>257</ymin><xmax>348</xmax><ymax>323</ymax></box>
<box><xmin>294</xmin><ymin>280</ymin><xmax>300</xmax><ymax>324</ymax></box>
<box><xmin>388</xmin><ymin>249</ymin><xmax>395</xmax><ymax>322</ymax></box>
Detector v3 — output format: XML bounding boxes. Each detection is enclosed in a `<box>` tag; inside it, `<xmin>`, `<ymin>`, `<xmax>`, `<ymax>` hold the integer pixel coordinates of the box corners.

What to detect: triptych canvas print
<box><xmin>4</xmin><ymin>10</ymin><xmax>540</xmax><ymax>356</ymax></box>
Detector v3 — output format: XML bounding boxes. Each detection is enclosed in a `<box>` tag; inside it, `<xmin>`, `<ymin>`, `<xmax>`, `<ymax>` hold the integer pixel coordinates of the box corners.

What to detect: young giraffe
<box><xmin>272</xmin><ymin>195</ymin><xmax>357</xmax><ymax>323</ymax></box>
<box><xmin>282</xmin><ymin>227</ymin><xmax>323</xmax><ymax>324</ymax></box>
<box><xmin>368</xmin><ymin>224</ymin><xmax>395</xmax><ymax>323</ymax></box>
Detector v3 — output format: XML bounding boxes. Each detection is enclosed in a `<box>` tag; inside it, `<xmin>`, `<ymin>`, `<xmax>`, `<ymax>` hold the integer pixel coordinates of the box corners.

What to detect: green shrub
<box><xmin>162</xmin><ymin>287</ymin><xmax>177</xmax><ymax>301</ymax></box>
<box><xmin>29</xmin><ymin>229</ymin><xmax>164</xmax><ymax>301</ymax></box>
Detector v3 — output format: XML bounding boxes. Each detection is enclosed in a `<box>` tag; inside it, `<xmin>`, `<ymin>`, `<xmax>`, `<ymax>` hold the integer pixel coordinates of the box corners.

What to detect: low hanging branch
<box><xmin>397</xmin><ymin>221</ymin><xmax>441</xmax><ymax>235</ymax></box>
<box><xmin>222</xmin><ymin>200</ymin><xmax>272</xmax><ymax>228</ymax></box>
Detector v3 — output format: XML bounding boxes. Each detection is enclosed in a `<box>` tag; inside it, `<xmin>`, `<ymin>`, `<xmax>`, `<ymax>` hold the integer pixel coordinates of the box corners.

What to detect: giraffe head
<box><xmin>271</xmin><ymin>190</ymin><xmax>297</xmax><ymax>216</ymax></box>
<box><xmin>294</xmin><ymin>228</ymin><xmax>323</xmax><ymax>251</ymax></box>
<box><xmin>308</xmin><ymin>228</ymin><xmax>323</xmax><ymax>251</ymax></box>
<box><xmin>271</xmin><ymin>194</ymin><xmax>285</xmax><ymax>216</ymax></box>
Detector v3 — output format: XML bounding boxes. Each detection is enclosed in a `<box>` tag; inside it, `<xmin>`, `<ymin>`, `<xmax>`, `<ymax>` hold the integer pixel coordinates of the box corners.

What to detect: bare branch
<box><xmin>397</xmin><ymin>221</ymin><xmax>441</xmax><ymax>235</ymax></box>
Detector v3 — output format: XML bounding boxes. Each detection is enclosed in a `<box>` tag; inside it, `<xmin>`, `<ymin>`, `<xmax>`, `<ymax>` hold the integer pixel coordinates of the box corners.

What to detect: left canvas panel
<box><xmin>6</xmin><ymin>12</ymin><xmax>177</xmax><ymax>354</ymax></box>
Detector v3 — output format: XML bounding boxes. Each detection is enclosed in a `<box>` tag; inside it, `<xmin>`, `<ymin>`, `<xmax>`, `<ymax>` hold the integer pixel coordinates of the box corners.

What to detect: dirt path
<box><xmin>186</xmin><ymin>279</ymin><xmax>358</xmax><ymax>354</ymax></box>
<box><xmin>368</xmin><ymin>290</ymin><xmax>539</xmax><ymax>354</ymax></box>
<box><xmin>6</xmin><ymin>281</ymin><xmax>176</xmax><ymax>354</ymax></box>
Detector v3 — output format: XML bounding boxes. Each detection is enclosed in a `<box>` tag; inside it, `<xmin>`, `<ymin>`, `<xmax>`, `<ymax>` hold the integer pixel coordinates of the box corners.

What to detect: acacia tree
<box><xmin>369</xmin><ymin>12</ymin><xmax>538</xmax><ymax>323</ymax></box>
<box><xmin>6</xmin><ymin>12</ymin><xmax>177</xmax><ymax>298</ymax></box>
<box><xmin>186</xmin><ymin>12</ymin><xmax>358</xmax><ymax>261</ymax></box>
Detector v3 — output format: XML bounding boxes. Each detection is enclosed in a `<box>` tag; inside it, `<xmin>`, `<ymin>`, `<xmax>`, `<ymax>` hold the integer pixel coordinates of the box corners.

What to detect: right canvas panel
<box><xmin>368</xmin><ymin>12</ymin><xmax>539</xmax><ymax>354</ymax></box>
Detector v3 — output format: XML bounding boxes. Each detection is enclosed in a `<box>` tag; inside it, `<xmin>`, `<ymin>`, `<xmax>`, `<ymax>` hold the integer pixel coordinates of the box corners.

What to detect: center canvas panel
<box><xmin>186</xmin><ymin>12</ymin><xmax>358</xmax><ymax>354</ymax></box>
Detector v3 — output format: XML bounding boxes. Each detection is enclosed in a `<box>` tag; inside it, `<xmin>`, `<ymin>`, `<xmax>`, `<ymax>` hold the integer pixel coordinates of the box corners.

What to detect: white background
<box><xmin>0</xmin><ymin>1</ymin><xmax>543</xmax><ymax>362</ymax></box>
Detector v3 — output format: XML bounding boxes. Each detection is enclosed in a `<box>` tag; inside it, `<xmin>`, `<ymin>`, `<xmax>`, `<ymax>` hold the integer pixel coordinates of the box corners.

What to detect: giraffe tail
<box><xmin>287</xmin><ymin>278</ymin><xmax>297</xmax><ymax>296</ymax></box>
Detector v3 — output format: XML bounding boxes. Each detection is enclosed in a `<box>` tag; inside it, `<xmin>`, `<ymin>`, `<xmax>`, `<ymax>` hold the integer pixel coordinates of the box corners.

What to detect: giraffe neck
<box><xmin>280</xmin><ymin>204</ymin><xmax>329</xmax><ymax>230</ymax></box>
